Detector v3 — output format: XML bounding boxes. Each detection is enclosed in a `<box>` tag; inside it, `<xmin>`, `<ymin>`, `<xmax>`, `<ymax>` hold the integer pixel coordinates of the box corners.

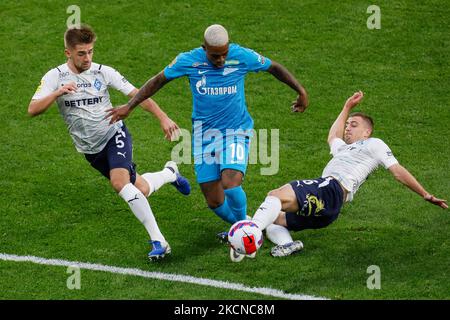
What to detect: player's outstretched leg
<box><xmin>251</xmin><ymin>195</ymin><xmax>283</xmax><ymax>230</ymax></box>
<box><xmin>251</xmin><ymin>184</ymin><xmax>304</xmax><ymax>257</ymax></box>
<box><xmin>141</xmin><ymin>161</ymin><xmax>191</xmax><ymax>197</ymax></box>
<box><xmin>118</xmin><ymin>182</ymin><xmax>171</xmax><ymax>261</ymax></box>
<box><xmin>252</xmin><ymin>183</ymin><xmax>300</xmax><ymax>231</ymax></box>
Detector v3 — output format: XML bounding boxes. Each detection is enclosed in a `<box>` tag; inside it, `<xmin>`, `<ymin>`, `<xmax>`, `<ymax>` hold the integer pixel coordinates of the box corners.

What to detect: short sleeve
<box><xmin>103</xmin><ymin>66</ymin><xmax>136</xmax><ymax>95</ymax></box>
<box><xmin>164</xmin><ymin>53</ymin><xmax>191</xmax><ymax>80</ymax></box>
<box><xmin>329</xmin><ymin>138</ymin><xmax>347</xmax><ymax>156</ymax></box>
<box><xmin>32</xmin><ymin>69</ymin><xmax>59</xmax><ymax>100</ymax></box>
<box><xmin>370</xmin><ymin>139</ymin><xmax>399</xmax><ymax>169</ymax></box>
<box><xmin>240</xmin><ymin>46</ymin><xmax>272</xmax><ymax>73</ymax></box>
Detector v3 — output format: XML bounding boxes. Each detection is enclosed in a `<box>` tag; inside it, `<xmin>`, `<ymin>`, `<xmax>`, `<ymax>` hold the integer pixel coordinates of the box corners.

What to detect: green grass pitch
<box><xmin>0</xmin><ymin>0</ymin><xmax>449</xmax><ymax>300</ymax></box>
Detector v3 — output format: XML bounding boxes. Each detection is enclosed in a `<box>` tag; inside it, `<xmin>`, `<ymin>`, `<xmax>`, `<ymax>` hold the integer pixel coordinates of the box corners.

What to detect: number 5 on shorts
<box><xmin>115</xmin><ymin>128</ymin><xmax>126</xmax><ymax>149</ymax></box>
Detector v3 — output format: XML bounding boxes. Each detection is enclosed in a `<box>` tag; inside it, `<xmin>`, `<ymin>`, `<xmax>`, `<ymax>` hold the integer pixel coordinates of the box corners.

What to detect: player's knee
<box><xmin>273</xmin><ymin>212</ymin><xmax>287</xmax><ymax>227</ymax></box>
<box><xmin>222</xmin><ymin>180</ymin><xmax>241</xmax><ymax>189</ymax></box>
<box><xmin>221</xmin><ymin>170</ymin><xmax>243</xmax><ymax>189</ymax></box>
<box><xmin>268</xmin><ymin>186</ymin><xmax>298</xmax><ymax>213</ymax></box>
<box><xmin>267</xmin><ymin>189</ymin><xmax>289</xmax><ymax>208</ymax></box>
<box><xmin>110</xmin><ymin>168</ymin><xmax>132</xmax><ymax>193</ymax></box>
<box><xmin>207</xmin><ymin>198</ymin><xmax>224</xmax><ymax>209</ymax></box>
<box><xmin>135</xmin><ymin>177</ymin><xmax>150</xmax><ymax>197</ymax></box>
<box><xmin>110</xmin><ymin>176</ymin><xmax>128</xmax><ymax>193</ymax></box>
<box><xmin>267</xmin><ymin>189</ymin><xmax>282</xmax><ymax>199</ymax></box>
<box><xmin>136</xmin><ymin>184</ymin><xmax>149</xmax><ymax>197</ymax></box>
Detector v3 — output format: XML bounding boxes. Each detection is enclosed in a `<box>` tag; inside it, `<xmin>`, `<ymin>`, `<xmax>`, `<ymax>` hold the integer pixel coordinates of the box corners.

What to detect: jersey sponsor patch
<box><xmin>77</xmin><ymin>82</ymin><xmax>91</xmax><ymax>88</ymax></box>
<box><xmin>64</xmin><ymin>96</ymin><xmax>104</xmax><ymax>107</ymax></box>
<box><xmin>59</xmin><ymin>71</ymin><xmax>70</xmax><ymax>78</ymax></box>
<box><xmin>225</xmin><ymin>59</ymin><xmax>240</xmax><ymax>65</ymax></box>
<box><xmin>192</xmin><ymin>62</ymin><xmax>209</xmax><ymax>67</ymax></box>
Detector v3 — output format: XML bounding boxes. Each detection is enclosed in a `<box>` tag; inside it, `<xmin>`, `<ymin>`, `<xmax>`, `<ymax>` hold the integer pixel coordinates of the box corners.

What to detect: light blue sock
<box><xmin>211</xmin><ymin>198</ymin><xmax>237</xmax><ymax>224</ymax></box>
<box><xmin>224</xmin><ymin>186</ymin><xmax>247</xmax><ymax>221</ymax></box>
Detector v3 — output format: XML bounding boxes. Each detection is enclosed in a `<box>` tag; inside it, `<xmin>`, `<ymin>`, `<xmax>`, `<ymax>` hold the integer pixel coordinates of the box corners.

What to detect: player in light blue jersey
<box><xmin>107</xmin><ymin>24</ymin><xmax>309</xmax><ymax>237</ymax></box>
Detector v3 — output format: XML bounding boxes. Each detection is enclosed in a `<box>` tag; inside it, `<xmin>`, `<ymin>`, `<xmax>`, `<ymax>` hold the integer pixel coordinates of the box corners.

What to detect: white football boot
<box><xmin>270</xmin><ymin>240</ymin><xmax>304</xmax><ymax>257</ymax></box>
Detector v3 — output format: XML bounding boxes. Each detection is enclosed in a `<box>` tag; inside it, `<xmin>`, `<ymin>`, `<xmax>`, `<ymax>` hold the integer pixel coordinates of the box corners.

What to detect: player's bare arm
<box><xmin>266</xmin><ymin>61</ymin><xmax>308</xmax><ymax>112</ymax></box>
<box><xmin>28</xmin><ymin>82</ymin><xmax>77</xmax><ymax>116</ymax></box>
<box><xmin>389</xmin><ymin>164</ymin><xmax>448</xmax><ymax>209</ymax></box>
<box><xmin>327</xmin><ymin>91</ymin><xmax>363</xmax><ymax>145</ymax></box>
<box><xmin>128</xmin><ymin>88</ymin><xmax>180</xmax><ymax>141</ymax></box>
<box><xmin>107</xmin><ymin>71</ymin><xmax>170</xmax><ymax>124</ymax></box>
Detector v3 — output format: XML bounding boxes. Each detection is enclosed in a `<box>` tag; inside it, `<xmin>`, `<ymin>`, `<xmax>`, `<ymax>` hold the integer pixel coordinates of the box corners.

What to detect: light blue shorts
<box><xmin>194</xmin><ymin>135</ymin><xmax>251</xmax><ymax>184</ymax></box>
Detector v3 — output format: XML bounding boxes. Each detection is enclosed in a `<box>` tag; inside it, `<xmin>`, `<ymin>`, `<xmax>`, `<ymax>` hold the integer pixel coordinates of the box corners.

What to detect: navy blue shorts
<box><xmin>84</xmin><ymin>124</ymin><xmax>137</xmax><ymax>184</ymax></box>
<box><xmin>285</xmin><ymin>177</ymin><xmax>344</xmax><ymax>231</ymax></box>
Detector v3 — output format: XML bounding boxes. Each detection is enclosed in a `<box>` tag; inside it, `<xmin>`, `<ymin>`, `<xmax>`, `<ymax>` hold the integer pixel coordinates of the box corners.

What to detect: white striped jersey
<box><xmin>322</xmin><ymin>137</ymin><xmax>398</xmax><ymax>201</ymax></box>
<box><xmin>32</xmin><ymin>62</ymin><xmax>135</xmax><ymax>154</ymax></box>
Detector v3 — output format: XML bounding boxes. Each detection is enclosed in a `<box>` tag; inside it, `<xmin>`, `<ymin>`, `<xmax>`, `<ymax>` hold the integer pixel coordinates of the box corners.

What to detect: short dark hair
<box><xmin>349</xmin><ymin>112</ymin><xmax>374</xmax><ymax>135</ymax></box>
<box><xmin>64</xmin><ymin>24</ymin><xmax>96</xmax><ymax>49</ymax></box>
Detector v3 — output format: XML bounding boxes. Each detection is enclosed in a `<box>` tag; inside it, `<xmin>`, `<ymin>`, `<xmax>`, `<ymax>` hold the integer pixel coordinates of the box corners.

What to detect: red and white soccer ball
<box><xmin>228</xmin><ymin>220</ymin><xmax>263</xmax><ymax>255</ymax></box>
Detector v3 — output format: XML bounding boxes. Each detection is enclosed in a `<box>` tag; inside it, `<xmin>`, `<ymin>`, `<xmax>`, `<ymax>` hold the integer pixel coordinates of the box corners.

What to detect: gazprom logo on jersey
<box><xmin>196</xmin><ymin>75</ymin><xmax>237</xmax><ymax>96</ymax></box>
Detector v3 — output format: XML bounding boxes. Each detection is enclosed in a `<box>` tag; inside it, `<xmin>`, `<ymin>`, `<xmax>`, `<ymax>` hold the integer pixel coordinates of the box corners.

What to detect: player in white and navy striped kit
<box><xmin>244</xmin><ymin>91</ymin><xmax>447</xmax><ymax>261</ymax></box>
<box><xmin>28</xmin><ymin>25</ymin><xmax>191</xmax><ymax>261</ymax></box>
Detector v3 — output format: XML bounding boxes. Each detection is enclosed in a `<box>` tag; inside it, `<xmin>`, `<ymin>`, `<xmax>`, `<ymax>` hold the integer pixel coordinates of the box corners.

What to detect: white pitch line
<box><xmin>0</xmin><ymin>253</ymin><xmax>327</xmax><ymax>300</ymax></box>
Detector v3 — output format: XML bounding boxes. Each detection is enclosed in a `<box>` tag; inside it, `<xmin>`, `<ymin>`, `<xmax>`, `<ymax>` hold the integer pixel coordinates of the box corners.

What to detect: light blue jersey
<box><xmin>164</xmin><ymin>43</ymin><xmax>272</xmax><ymax>134</ymax></box>
<box><xmin>164</xmin><ymin>43</ymin><xmax>271</xmax><ymax>184</ymax></box>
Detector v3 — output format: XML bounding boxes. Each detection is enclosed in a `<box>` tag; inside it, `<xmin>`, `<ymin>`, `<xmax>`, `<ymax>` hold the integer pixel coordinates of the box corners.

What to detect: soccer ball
<box><xmin>228</xmin><ymin>220</ymin><xmax>263</xmax><ymax>255</ymax></box>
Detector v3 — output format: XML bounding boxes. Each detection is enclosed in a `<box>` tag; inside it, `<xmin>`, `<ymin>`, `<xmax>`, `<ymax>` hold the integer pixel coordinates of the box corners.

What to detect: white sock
<box><xmin>119</xmin><ymin>183</ymin><xmax>166</xmax><ymax>243</ymax></box>
<box><xmin>266</xmin><ymin>224</ymin><xmax>293</xmax><ymax>245</ymax></box>
<box><xmin>252</xmin><ymin>196</ymin><xmax>282</xmax><ymax>230</ymax></box>
<box><xmin>141</xmin><ymin>168</ymin><xmax>176</xmax><ymax>196</ymax></box>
